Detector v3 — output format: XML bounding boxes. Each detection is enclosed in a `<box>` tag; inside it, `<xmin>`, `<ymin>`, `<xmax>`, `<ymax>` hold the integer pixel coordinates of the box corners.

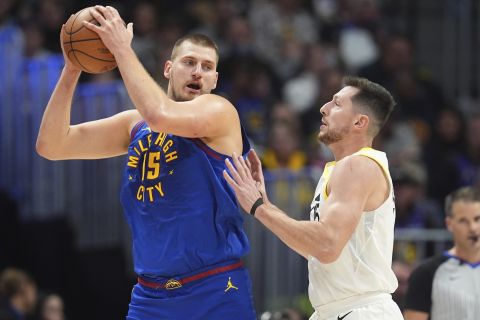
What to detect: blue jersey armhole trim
<box><xmin>191</xmin><ymin>138</ymin><xmax>225</xmax><ymax>160</ymax></box>
<box><xmin>130</xmin><ymin>120</ymin><xmax>146</xmax><ymax>141</ymax></box>
<box><xmin>189</xmin><ymin>125</ymin><xmax>251</xmax><ymax>161</ymax></box>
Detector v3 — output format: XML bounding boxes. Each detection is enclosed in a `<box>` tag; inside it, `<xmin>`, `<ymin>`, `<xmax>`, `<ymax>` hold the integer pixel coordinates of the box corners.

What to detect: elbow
<box><xmin>36</xmin><ymin>139</ymin><xmax>61</xmax><ymax>160</ymax></box>
<box><xmin>311</xmin><ymin>238</ymin><xmax>342</xmax><ymax>264</ymax></box>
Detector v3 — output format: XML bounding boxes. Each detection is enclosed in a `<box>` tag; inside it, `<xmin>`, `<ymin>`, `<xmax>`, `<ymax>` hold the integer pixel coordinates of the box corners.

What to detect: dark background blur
<box><xmin>1</xmin><ymin>0</ymin><xmax>479</xmax><ymax>319</ymax></box>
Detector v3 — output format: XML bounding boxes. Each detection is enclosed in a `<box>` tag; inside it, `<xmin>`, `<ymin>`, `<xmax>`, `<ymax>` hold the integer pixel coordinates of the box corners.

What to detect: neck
<box><xmin>328</xmin><ymin>136</ymin><xmax>373</xmax><ymax>161</ymax></box>
<box><xmin>449</xmin><ymin>246</ymin><xmax>480</xmax><ymax>264</ymax></box>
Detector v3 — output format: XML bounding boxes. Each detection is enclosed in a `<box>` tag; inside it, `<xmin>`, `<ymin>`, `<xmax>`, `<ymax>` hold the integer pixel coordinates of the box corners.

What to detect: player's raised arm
<box><xmin>36</xmin><ymin>25</ymin><xmax>141</xmax><ymax>160</ymax></box>
<box><xmin>83</xmin><ymin>6</ymin><xmax>238</xmax><ymax>141</ymax></box>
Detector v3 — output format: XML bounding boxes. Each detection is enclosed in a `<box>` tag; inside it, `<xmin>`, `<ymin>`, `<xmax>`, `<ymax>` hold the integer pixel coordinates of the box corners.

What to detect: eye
<box><xmin>184</xmin><ymin>59</ymin><xmax>194</xmax><ymax>66</ymax></box>
<box><xmin>203</xmin><ymin>64</ymin><xmax>213</xmax><ymax>71</ymax></box>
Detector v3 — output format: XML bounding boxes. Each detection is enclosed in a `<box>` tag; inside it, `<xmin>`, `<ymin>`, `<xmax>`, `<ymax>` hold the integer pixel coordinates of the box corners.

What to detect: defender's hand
<box><xmin>223</xmin><ymin>152</ymin><xmax>264</xmax><ymax>215</ymax></box>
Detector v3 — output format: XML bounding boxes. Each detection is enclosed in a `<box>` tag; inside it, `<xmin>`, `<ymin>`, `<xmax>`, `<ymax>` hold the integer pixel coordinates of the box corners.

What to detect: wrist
<box><xmin>63</xmin><ymin>65</ymin><xmax>82</xmax><ymax>76</ymax></box>
<box><xmin>112</xmin><ymin>45</ymin><xmax>135</xmax><ymax>61</ymax></box>
<box><xmin>249</xmin><ymin>197</ymin><xmax>264</xmax><ymax>216</ymax></box>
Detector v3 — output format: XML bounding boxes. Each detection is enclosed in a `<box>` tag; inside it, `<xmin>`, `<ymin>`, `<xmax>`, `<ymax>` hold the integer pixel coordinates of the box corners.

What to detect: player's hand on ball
<box><xmin>83</xmin><ymin>5</ymin><xmax>133</xmax><ymax>56</ymax></box>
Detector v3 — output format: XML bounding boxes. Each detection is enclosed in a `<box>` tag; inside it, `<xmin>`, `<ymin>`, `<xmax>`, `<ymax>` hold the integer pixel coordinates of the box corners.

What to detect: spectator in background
<box><xmin>425</xmin><ymin>108</ymin><xmax>467</xmax><ymax>205</ymax></box>
<box><xmin>392</xmin><ymin>163</ymin><xmax>443</xmax><ymax>229</ymax></box>
<box><xmin>262</xmin><ymin>120</ymin><xmax>307</xmax><ymax>171</ymax></box>
<box><xmin>283</xmin><ymin>43</ymin><xmax>329</xmax><ymax>115</ymax></box>
<box><xmin>221</xmin><ymin>59</ymin><xmax>277</xmax><ymax>147</ymax></box>
<box><xmin>21</xmin><ymin>22</ymin><xmax>49</xmax><ymax>59</ymax></box>
<box><xmin>36</xmin><ymin>0</ymin><xmax>66</xmax><ymax>53</ymax></box>
<box><xmin>452</xmin><ymin>113</ymin><xmax>480</xmax><ymax>188</ymax></box>
<box><xmin>0</xmin><ymin>268</ymin><xmax>38</xmax><ymax>320</ymax></box>
<box><xmin>404</xmin><ymin>186</ymin><xmax>480</xmax><ymax>320</ymax></box>
<box><xmin>222</xmin><ymin>16</ymin><xmax>254</xmax><ymax>58</ymax></box>
<box><xmin>359</xmin><ymin>35</ymin><xmax>444</xmax><ymax>125</ymax></box>
<box><xmin>249</xmin><ymin>0</ymin><xmax>318</xmax><ymax>80</ymax></box>
<box><xmin>375</xmin><ymin>118</ymin><xmax>422</xmax><ymax>168</ymax></box>
<box><xmin>338</xmin><ymin>0</ymin><xmax>382</xmax><ymax>72</ymax></box>
<box><xmin>131</xmin><ymin>2</ymin><xmax>159</xmax><ymax>76</ymax></box>
<box><xmin>36</xmin><ymin>293</ymin><xmax>64</xmax><ymax>320</ymax></box>
<box><xmin>392</xmin><ymin>163</ymin><xmax>443</xmax><ymax>265</ymax></box>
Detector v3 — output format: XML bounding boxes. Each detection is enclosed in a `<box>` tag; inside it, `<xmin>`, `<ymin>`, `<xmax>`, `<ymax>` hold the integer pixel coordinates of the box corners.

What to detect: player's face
<box><xmin>446</xmin><ymin>201</ymin><xmax>480</xmax><ymax>252</ymax></box>
<box><xmin>164</xmin><ymin>41</ymin><xmax>219</xmax><ymax>101</ymax></box>
<box><xmin>317</xmin><ymin>86</ymin><xmax>359</xmax><ymax>145</ymax></box>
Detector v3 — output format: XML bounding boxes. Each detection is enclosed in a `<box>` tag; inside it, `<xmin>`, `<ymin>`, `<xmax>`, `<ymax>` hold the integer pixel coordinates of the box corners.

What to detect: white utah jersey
<box><xmin>308</xmin><ymin>147</ymin><xmax>398</xmax><ymax>308</ymax></box>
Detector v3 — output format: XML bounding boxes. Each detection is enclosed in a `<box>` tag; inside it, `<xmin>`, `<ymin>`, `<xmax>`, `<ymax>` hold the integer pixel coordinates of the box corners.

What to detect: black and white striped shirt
<box><xmin>405</xmin><ymin>252</ymin><xmax>480</xmax><ymax>320</ymax></box>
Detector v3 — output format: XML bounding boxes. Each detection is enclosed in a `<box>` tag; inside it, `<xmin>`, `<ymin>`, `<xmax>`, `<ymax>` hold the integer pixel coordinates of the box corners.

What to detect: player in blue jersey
<box><xmin>36</xmin><ymin>5</ymin><xmax>256</xmax><ymax>320</ymax></box>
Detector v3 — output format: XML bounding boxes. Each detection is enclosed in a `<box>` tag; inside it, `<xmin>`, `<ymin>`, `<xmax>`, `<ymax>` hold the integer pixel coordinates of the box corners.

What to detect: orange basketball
<box><xmin>61</xmin><ymin>7</ymin><xmax>117</xmax><ymax>74</ymax></box>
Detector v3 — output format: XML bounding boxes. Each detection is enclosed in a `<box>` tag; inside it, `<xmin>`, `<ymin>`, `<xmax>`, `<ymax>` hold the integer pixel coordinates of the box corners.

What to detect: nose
<box><xmin>320</xmin><ymin>101</ymin><xmax>330</xmax><ymax>116</ymax></box>
<box><xmin>192</xmin><ymin>63</ymin><xmax>202</xmax><ymax>78</ymax></box>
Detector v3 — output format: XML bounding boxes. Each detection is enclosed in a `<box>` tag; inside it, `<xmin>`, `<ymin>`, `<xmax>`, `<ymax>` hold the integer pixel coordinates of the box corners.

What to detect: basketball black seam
<box><xmin>69</xmin><ymin>49</ymin><xmax>116</xmax><ymax>63</ymax></box>
<box><xmin>63</xmin><ymin>37</ymin><xmax>101</xmax><ymax>44</ymax></box>
<box><xmin>68</xmin><ymin>50</ymin><xmax>91</xmax><ymax>72</ymax></box>
<box><xmin>67</xmin><ymin>7</ymin><xmax>86</xmax><ymax>34</ymax></box>
<box><xmin>65</xmin><ymin>18</ymin><xmax>97</xmax><ymax>35</ymax></box>
<box><xmin>69</xmin><ymin>8</ymin><xmax>89</xmax><ymax>71</ymax></box>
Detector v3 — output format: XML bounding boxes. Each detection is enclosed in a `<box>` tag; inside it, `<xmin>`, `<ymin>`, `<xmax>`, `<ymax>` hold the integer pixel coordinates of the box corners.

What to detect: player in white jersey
<box><xmin>224</xmin><ymin>76</ymin><xmax>404</xmax><ymax>320</ymax></box>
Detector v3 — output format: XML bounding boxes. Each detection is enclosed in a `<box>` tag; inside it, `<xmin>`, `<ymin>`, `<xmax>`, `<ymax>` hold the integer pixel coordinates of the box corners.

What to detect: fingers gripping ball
<box><xmin>62</xmin><ymin>7</ymin><xmax>117</xmax><ymax>74</ymax></box>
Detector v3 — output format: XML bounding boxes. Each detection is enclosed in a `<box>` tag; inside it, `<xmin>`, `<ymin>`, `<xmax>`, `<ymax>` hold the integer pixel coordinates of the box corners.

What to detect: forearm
<box><xmin>114</xmin><ymin>47</ymin><xmax>168</xmax><ymax>129</ymax></box>
<box><xmin>255</xmin><ymin>204</ymin><xmax>336</xmax><ymax>262</ymax></box>
<box><xmin>36</xmin><ymin>67</ymin><xmax>81</xmax><ymax>159</ymax></box>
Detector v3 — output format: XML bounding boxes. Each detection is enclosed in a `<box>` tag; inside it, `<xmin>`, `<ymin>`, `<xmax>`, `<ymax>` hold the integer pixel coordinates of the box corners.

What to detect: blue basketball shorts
<box><xmin>126</xmin><ymin>261</ymin><xmax>256</xmax><ymax>320</ymax></box>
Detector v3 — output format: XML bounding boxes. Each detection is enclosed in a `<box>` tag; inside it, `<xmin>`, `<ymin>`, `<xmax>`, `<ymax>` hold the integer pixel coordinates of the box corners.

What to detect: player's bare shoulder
<box><xmin>192</xmin><ymin>94</ymin><xmax>241</xmax><ymax>133</ymax></box>
<box><xmin>329</xmin><ymin>155</ymin><xmax>386</xmax><ymax>199</ymax></box>
<box><xmin>194</xmin><ymin>94</ymin><xmax>238</xmax><ymax>115</ymax></box>
<box><xmin>334</xmin><ymin>155</ymin><xmax>381</xmax><ymax>179</ymax></box>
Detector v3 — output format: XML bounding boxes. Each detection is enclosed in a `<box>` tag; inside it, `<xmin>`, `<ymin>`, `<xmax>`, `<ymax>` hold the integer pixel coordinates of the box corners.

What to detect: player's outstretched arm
<box><xmin>83</xmin><ymin>6</ymin><xmax>237</xmax><ymax>140</ymax></box>
<box><xmin>225</xmin><ymin>154</ymin><xmax>380</xmax><ymax>262</ymax></box>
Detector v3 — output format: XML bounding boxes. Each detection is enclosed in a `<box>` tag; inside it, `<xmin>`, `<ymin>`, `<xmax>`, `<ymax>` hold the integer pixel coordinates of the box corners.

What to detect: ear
<box><xmin>354</xmin><ymin>114</ymin><xmax>369</xmax><ymax>130</ymax></box>
<box><xmin>445</xmin><ymin>216</ymin><xmax>453</xmax><ymax>232</ymax></box>
<box><xmin>212</xmin><ymin>71</ymin><xmax>219</xmax><ymax>90</ymax></box>
<box><xmin>164</xmin><ymin>60</ymin><xmax>173</xmax><ymax>79</ymax></box>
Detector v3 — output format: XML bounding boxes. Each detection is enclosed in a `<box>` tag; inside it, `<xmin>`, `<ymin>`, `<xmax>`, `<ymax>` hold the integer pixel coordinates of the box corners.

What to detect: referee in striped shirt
<box><xmin>404</xmin><ymin>186</ymin><xmax>480</xmax><ymax>320</ymax></box>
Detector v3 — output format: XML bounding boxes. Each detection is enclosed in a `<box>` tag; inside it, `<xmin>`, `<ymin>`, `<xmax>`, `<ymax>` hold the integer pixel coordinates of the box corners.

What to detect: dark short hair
<box><xmin>343</xmin><ymin>76</ymin><xmax>396</xmax><ymax>136</ymax></box>
<box><xmin>171</xmin><ymin>34</ymin><xmax>219</xmax><ymax>63</ymax></box>
<box><xmin>0</xmin><ymin>268</ymin><xmax>35</xmax><ymax>299</ymax></box>
<box><xmin>445</xmin><ymin>186</ymin><xmax>480</xmax><ymax>217</ymax></box>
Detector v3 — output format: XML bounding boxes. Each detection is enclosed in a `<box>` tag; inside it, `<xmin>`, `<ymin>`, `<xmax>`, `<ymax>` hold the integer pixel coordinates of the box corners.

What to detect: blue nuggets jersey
<box><xmin>120</xmin><ymin>121</ymin><xmax>251</xmax><ymax>277</ymax></box>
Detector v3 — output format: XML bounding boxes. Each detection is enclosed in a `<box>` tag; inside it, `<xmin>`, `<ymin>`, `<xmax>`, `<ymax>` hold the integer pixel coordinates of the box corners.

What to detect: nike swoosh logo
<box><xmin>337</xmin><ymin>311</ymin><xmax>353</xmax><ymax>320</ymax></box>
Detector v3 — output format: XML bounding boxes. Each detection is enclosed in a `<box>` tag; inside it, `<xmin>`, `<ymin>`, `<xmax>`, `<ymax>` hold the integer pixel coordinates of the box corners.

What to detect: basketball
<box><xmin>61</xmin><ymin>7</ymin><xmax>117</xmax><ymax>74</ymax></box>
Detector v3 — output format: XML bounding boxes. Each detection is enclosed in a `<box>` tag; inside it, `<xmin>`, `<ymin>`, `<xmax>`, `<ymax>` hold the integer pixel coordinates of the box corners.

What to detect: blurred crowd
<box><xmin>2</xmin><ymin>0</ymin><xmax>480</xmax><ymax>319</ymax></box>
<box><xmin>0</xmin><ymin>268</ymin><xmax>65</xmax><ymax>320</ymax></box>
<box><xmin>3</xmin><ymin>0</ymin><xmax>480</xmax><ymax>219</ymax></box>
